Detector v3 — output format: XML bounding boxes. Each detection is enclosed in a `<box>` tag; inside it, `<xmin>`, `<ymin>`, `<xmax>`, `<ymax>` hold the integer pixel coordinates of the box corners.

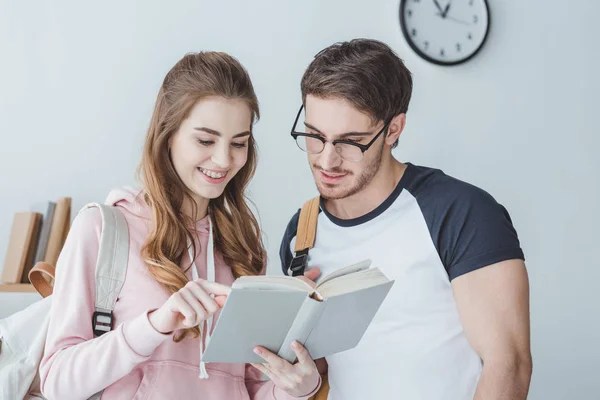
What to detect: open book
<box><xmin>202</xmin><ymin>260</ymin><xmax>394</xmax><ymax>364</ymax></box>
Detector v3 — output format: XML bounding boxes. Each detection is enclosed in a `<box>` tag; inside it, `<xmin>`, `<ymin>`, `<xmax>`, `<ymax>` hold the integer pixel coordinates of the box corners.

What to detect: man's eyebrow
<box><xmin>194</xmin><ymin>127</ymin><xmax>251</xmax><ymax>138</ymax></box>
<box><xmin>304</xmin><ymin>122</ymin><xmax>372</xmax><ymax>139</ymax></box>
<box><xmin>304</xmin><ymin>122</ymin><xmax>323</xmax><ymax>134</ymax></box>
<box><xmin>337</xmin><ymin>131</ymin><xmax>373</xmax><ymax>139</ymax></box>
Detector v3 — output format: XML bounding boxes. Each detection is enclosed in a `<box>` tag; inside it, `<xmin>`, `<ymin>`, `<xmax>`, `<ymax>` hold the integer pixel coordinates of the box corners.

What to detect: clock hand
<box><xmin>436</xmin><ymin>12</ymin><xmax>471</xmax><ymax>25</ymax></box>
<box><xmin>433</xmin><ymin>0</ymin><xmax>445</xmax><ymax>16</ymax></box>
<box><xmin>442</xmin><ymin>1</ymin><xmax>452</xmax><ymax>18</ymax></box>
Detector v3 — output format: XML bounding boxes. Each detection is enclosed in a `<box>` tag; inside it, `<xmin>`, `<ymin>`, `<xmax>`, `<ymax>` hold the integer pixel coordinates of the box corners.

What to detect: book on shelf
<box><xmin>43</xmin><ymin>197</ymin><xmax>71</xmax><ymax>267</ymax></box>
<box><xmin>1</xmin><ymin>212</ymin><xmax>42</xmax><ymax>284</ymax></box>
<box><xmin>1</xmin><ymin>196</ymin><xmax>71</xmax><ymax>287</ymax></box>
<box><xmin>33</xmin><ymin>201</ymin><xmax>57</xmax><ymax>266</ymax></box>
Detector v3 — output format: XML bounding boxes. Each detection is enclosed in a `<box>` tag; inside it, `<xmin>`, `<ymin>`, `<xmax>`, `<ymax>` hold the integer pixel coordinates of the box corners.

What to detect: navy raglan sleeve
<box><xmin>279</xmin><ymin>209</ymin><xmax>300</xmax><ymax>276</ymax></box>
<box><xmin>420</xmin><ymin>179</ymin><xmax>525</xmax><ymax>281</ymax></box>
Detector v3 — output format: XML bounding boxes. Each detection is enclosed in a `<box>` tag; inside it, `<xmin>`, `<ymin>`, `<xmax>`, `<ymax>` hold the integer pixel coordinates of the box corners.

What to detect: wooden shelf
<box><xmin>0</xmin><ymin>283</ymin><xmax>38</xmax><ymax>293</ymax></box>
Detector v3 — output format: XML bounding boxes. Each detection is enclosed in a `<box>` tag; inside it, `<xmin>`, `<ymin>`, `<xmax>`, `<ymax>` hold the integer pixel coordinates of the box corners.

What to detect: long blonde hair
<box><xmin>138</xmin><ymin>52</ymin><xmax>265</xmax><ymax>341</ymax></box>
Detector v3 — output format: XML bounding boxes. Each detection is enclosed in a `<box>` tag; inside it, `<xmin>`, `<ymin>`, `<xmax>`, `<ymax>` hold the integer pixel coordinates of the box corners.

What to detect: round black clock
<box><xmin>399</xmin><ymin>0</ymin><xmax>490</xmax><ymax>66</ymax></box>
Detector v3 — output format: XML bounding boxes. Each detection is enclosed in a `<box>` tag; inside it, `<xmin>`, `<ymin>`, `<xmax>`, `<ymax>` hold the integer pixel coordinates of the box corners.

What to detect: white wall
<box><xmin>1</xmin><ymin>1</ymin><xmax>598</xmax><ymax>398</ymax></box>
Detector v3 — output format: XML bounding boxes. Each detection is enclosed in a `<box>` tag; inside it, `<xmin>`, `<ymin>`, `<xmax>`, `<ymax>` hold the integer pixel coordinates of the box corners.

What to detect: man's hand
<box><xmin>295</xmin><ymin>267</ymin><xmax>321</xmax><ymax>288</ymax></box>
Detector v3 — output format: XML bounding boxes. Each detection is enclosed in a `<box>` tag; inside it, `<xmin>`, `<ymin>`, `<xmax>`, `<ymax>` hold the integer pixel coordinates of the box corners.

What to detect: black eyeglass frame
<box><xmin>289</xmin><ymin>105</ymin><xmax>392</xmax><ymax>162</ymax></box>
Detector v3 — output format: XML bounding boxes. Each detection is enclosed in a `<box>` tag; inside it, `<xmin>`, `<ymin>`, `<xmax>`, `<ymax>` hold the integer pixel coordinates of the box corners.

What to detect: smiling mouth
<box><xmin>198</xmin><ymin>167</ymin><xmax>227</xmax><ymax>179</ymax></box>
<box><xmin>321</xmin><ymin>171</ymin><xmax>346</xmax><ymax>178</ymax></box>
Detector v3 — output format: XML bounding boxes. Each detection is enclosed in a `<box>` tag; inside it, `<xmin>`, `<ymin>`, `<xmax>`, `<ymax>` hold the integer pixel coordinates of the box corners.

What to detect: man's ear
<box><xmin>385</xmin><ymin>113</ymin><xmax>406</xmax><ymax>146</ymax></box>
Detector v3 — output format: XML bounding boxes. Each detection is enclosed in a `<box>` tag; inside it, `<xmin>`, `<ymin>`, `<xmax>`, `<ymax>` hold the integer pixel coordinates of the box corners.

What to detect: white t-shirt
<box><xmin>280</xmin><ymin>163</ymin><xmax>524</xmax><ymax>400</ymax></box>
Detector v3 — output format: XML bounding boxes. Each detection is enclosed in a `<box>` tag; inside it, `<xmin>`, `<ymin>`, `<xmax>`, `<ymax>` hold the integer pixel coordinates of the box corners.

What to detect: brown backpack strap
<box><xmin>28</xmin><ymin>262</ymin><xmax>56</xmax><ymax>298</ymax></box>
<box><xmin>290</xmin><ymin>197</ymin><xmax>331</xmax><ymax>400</ymax></box>
<box><xmin>289</xmin><ymin>196</ymin><xmax>320</xmax><ymax>276</ymax></box>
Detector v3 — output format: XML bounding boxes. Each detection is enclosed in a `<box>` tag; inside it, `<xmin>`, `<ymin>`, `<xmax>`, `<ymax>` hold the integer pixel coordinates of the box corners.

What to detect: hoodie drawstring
<box><xmin>188</xmin><ymin>217</ymin><xmax>215</xmax><ymax>379</ymax></box>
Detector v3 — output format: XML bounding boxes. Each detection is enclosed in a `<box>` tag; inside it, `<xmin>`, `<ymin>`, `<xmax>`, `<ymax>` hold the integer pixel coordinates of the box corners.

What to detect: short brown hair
<box><xmin>301</xmin><ymin>39</ymin><xmax>413</xmax><ymax>148</ymax></box>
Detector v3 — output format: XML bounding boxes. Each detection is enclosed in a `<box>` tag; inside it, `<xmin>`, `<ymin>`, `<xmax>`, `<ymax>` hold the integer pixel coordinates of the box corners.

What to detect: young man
<box><xmin>280</xmin><ymin>39</ymin><xmax>532</xmax><ymax>400</ymax></box>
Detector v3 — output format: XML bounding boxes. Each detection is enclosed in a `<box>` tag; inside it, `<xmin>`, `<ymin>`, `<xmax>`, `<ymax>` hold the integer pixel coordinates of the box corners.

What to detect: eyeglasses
<box><xmin>290</xmin><ymin>105</ymin><xmax>391</xmax><ymax>162</ymax></box>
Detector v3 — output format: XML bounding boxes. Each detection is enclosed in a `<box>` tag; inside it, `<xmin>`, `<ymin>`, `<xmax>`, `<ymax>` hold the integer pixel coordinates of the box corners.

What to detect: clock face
<box><xmin>399</xmin><ymin>0</ymin><xmax>490</xmax><ymax>65</ymax></box>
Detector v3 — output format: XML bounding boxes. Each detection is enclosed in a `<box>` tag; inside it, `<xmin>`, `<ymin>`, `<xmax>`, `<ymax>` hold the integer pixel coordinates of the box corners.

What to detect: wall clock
<box><xmin>399</xmin><ymin>0</ymin><xmax>490</xmax><ymax>65</ymax></box>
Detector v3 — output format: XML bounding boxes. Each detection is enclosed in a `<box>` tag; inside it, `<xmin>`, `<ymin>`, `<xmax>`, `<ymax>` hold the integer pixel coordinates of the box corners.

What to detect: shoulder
<box><xmin>71</xmin><ymin>203</ymin><xmax>142</xmax><ymax>245</ymax></box>
<box><xmin>404</xmin><ymin>164</ymin><xmax>523</xmax><ymax>279</ymax></box>
<box><xmin>282</xmin><ymin>208</ymin><xmax>301</xmax><ymax>238</ymax></box>
<box><xmin>405</xmin><ymin>163</ymin><xmax>504</xmax><ymax>218</ymax></box>
<box><xmin>70</xmin><ymin>206</ymin><xmax>104</xmax><ymax>240</ymax></box>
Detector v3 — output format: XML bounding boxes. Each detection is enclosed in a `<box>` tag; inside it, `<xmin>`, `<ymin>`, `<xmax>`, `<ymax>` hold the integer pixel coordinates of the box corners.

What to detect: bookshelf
<box><xmin>0</xmin><ymin>283</ymin><xmax>37</xmax><ymax>293</ymax></box>
<box><xmin>1</xmin><ymin>196</ymin><xmax>70</xmax><ymax>295</ymax></box>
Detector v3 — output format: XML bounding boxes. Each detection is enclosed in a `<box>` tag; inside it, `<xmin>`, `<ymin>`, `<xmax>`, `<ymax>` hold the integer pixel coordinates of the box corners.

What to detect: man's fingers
<box><xmin>303</xmin><ymin>267</ymin><xmax>321</xmax><ymax>282</ymax></box>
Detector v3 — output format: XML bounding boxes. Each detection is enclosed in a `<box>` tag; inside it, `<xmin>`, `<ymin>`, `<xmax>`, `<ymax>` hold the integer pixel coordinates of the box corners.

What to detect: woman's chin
<box><xmin>192</xmin><ymin>184</ymin><xmax>227</xmax><ymax>201</ymax></box>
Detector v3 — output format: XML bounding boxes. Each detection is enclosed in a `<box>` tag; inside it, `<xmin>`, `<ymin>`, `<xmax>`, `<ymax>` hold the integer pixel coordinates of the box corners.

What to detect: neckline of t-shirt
<box><xmin>319</xmin><ymin>162</ymin><xmax>413</xmax><ymax>228</ymax></box>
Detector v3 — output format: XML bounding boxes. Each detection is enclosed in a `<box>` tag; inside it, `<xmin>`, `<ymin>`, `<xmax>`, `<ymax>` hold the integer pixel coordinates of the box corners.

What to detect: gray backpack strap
<box><xmin>79</xmin><ymin>203</ymin><xmax>129</xmax><ymax>337</ymax></box>
<box><xmin>81</xmin><ymin>203</ymin><xmax>129</xmax><ymax>400</ymax></box>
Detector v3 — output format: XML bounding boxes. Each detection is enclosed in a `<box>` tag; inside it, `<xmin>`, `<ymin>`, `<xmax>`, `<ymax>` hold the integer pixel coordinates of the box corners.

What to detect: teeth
<box><xmin>199</xmin><ymin>167</ymin><xmax>226</xmax><ymax>179</ymax></box>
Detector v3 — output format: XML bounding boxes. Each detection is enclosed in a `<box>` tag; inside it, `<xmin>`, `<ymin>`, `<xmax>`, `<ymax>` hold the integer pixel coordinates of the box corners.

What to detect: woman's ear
<box><xmin>385</xmin><ymin>113</ymin><xmax>406</xmax><ymax>147</ymax></box>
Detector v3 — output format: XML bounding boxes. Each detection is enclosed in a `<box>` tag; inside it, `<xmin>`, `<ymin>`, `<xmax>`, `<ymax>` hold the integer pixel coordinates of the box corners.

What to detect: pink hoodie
<box><xmin>39</xmin><ymin>188</ymin><xmax>321</xmax><ymax>400</ymax></box>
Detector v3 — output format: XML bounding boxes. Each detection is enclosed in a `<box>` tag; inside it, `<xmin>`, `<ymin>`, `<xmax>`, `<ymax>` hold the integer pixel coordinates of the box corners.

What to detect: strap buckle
<box><xmin>288</xmin><ymin>249</ymin><xmax>309</xmax><ymax>277</ymax></box>
<box><xmin>92</xmin><ymin>310</ymin><xmax>113</xmax><ymax>337</ymax></box>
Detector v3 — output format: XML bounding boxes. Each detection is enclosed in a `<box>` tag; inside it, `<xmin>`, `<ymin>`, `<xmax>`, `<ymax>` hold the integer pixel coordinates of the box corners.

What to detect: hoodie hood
<box><xmin>104</xmin><ymin>186</ymin><xmax>210</xmax><ymax>233</ymax></box>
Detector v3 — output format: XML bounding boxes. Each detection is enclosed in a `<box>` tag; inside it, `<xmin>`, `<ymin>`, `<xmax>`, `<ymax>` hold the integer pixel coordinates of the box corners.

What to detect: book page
<box><xmin>317</xmin><ymin>267</ymin><xmax>390</xmax><ymax>298</ymax></box>
<box><xmin>315</xmin><ymin>259</ymin><xmax>372</xmax><ymax>288</ymax></box>
<box><xmin>233</xmin><ymin>275</ymin><xmax>313</xmax><ymax>292</ymax></box>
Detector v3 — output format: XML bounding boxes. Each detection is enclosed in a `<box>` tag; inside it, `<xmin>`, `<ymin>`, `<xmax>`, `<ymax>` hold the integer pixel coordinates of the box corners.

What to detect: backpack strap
<box><xmin>288</xmin><ymin>196</ymin><xmax>320</xmax><ymax>277</ymax></box>
<box><xmin>79</xmin><ymin>203</ymin><xmax>130</xmax><ymax>337</ymax></box>
<box><xmin>28</xmin><ymin>262</ymin><xmax>56</xmax><ymax>299</ymax></box>
<box><xmin>289</xmin><ymin>197</ymin><xmax>330</xmax><ymax>399</ymax></box>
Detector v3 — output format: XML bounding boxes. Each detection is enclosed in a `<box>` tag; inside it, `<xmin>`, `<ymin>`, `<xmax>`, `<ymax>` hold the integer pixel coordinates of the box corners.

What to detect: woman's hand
<box><xmin>251</xmin><ymin>341</ymin><xmax>321</xmax><ymax>397</ymax></box>
<box><xmin>149</xmin><ymin>279</ymin><xmax>230</xmax><ymax>334</ymax></box>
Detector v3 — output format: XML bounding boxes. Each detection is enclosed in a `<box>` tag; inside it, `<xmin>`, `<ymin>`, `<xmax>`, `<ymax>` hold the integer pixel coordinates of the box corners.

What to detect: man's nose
<box><xmin>318</xmin><ymin>142</ymin><xmax>342</xmax><ymax>170</ymax></box>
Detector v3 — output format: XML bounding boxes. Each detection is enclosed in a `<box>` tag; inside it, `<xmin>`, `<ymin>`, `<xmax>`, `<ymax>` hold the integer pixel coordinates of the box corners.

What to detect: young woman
<box><xmin>39</xmin><ymin>52</ymin><xmax>321</xmax><ymax>399</ymax></box>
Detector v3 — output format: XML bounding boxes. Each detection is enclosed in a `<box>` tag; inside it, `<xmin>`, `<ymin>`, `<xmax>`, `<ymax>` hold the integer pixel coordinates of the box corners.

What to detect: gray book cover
<box><xmin>34</xmin><ymin>201</ymin><xmax>56</xmax><ymax>264</ymax></box>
